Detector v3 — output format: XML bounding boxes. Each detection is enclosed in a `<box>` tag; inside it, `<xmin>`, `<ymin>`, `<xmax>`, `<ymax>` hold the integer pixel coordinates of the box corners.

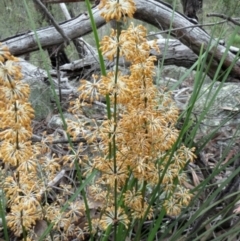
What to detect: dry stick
<box><xmin>147</xmin><ymin>20</ymin><xmax>228</xmax><ymax>37</ymax></box>
<box><xmin>56</xmin><ymin>47</ymin><xmax>62</xmax><ymax>103</ymax></box>
<box><xmin>59</xmin><ymin>3</ymin><xmax>97</xmax><ymax>57</ymax></box>
<box><xmin>33</xmin><ymin>0</ymin><xmax>71</xmax><ymax>45</ymax></box>
<box><xmin>32</xmin><ymin>134</ymin><xmax>87</xmax><ymax>144</ymax></box>
<box><xmin>31</xmin><ymin>134</ymin><xmax>101</xmax><ymax>144</ymax></box>
<box><xmin>206</xmin><ymin>13</ymin><xmax>240</xmax><ymax>26</ymax></box>
<box><xmin>39</xmin><ymin>169</ymin><xmax>66</xmax><ymax>198</ymax></box>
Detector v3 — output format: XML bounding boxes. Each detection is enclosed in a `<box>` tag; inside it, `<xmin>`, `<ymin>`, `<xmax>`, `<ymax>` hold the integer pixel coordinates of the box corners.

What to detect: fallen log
<box><xmin>2</xmin><ymin>0</ymin><xmax>240</xmax><ymax>81</ymax></box>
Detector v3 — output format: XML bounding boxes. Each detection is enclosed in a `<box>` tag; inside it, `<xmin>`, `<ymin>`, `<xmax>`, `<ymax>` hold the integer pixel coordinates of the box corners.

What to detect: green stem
<box><xmin>0</xmin><ymin>195</ymin><xmax>9</xmax><ymax>241</ymax></box>
<box><xmin>113</xmin><ymin>21</ymin><xmax>121</xmax><ymax>241</ymax></box>
<box><xmin>23</xmin><ymin>0</ymin><xmax>93</xmax><ymax>239</ymax></box>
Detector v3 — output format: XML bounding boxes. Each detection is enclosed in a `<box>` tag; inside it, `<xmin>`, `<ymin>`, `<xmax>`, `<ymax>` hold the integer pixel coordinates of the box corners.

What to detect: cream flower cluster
<box><xmin>67</xmin><ymin>0</ymin><xmax>196</xmax><ymax>231</ymax></box>
<box><xmin>0</xmin><ymin>44</ymin><xmax>42</xmax><ymax>236</ymax></box>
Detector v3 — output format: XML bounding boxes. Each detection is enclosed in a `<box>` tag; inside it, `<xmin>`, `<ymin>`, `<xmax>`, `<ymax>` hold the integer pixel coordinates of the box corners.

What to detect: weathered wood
<box><xmin>17</xmin><ymin>38</ymin><xmax>198</xmax><ymax>111</ymax></box>
<box><xmin>2</xmin><ymin>0</ymin><xmax>240</xmax><ymax>81</ymax></box>
<box><xmin>33</xmin><ymin>0</ymin><xmax>70</xmax><ymax>68</ymax></box>
<box><xmin>59</xmin><ymin>39</ymin><xmax>198</xmax><ymax>72</ymax></box>
<box><xmin>2</xmin><ymin>8</ymin><xmax>104</xmax><ymax>55</ymax></box>
<box><xmin>134</xmin><ymin>0</ymin><xmax>240</xmax><ymax>81</ymax></box>
<box><xmin>59</xmin><ymin>2</ymin><xmax>96</xmax><ymax>57</ymax></box>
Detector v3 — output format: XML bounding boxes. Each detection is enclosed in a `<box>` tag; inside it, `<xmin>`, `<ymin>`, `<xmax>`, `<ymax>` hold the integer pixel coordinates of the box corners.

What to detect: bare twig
<box><xmin>31</xmin><ymin>134</ymin><xmax>101</xmax><ymax>144</ymax></box>
<box><xmin>33</xmin><ymin>0</ymin><xmax>71</xmax><ymax>44</ymax></box>
<box><xmin>32</xmin><ymin>134</ymin><xmax>87</xmax><ymax>144</ymax></box>
<box><xmin>147</xmin><ymin>20</ymin><xmax>228</xmax><ymax>37</ymax></box>
<box><xmin>206</xmin><ymin>13</ymin><xmax>240</xmax><ymax>26</ymax></box>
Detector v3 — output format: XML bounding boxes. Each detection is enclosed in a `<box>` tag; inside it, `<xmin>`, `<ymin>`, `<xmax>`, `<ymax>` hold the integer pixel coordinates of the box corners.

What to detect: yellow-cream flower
<box><xmin>163</xmin><ymin>196</ymin><xmax>182</xmax><ymax>216</ymax></box>
<box><xmin>174</xmin><ymin>186</ymin><xmax>193</xmax><ymax>206</ymax></box>
<box><xmin>0</xmin><ymin>80</ymin><xmax>30</xmax><ymax>101</ymax></box>
<box><xmin>99</xmin><ymin>71</ymin><xmax>131</xmax><ymax>104</ymax></box>
<box><xmin>100</xmin><ymin>206</ymin><xmax>129</xmax><ymax>230</ymax></box>
<box><xmin>7</xmin><ymin>204</ymin><xmax>42</xmax><ymax>236</ymax></box>
<box><xmin>0</xmin><ymin>122</ymin><xmax>32</xmax><ymax>142</ymax></box>
<box><xmin>124</xmin><ymin>189</ymin><xmax>142</xmax><ymax>209</ymax></box>
<box><xmin>131</xmin><ymin>201</ymin><xmax>153</xmax><ymax>220</ymax></box>
<box><xmin>0</xmin><ymin>44</ymin><xmax>12</xmax><ymax>62</ymax></box>
<box><xmin>78</xmin><ymin>75</ymin><xmax>101</xmax><ymax>103</ymax></box>
<box><xmin>100</xmin><ymin>28</ymin><xmax>137</xmax><ymax>61</ymax></box>
<box><xmin>3</xmin><ymin>101</ymin><xmax>34</xmax><ymax>126</ymax></box>
<box><xmin>1</xmin><ymin>141</ymin><xmax>33</xmax><ymax>166</ymax></box>
<box><xmin>0</xmin><ymin>59</ymin><xmax>21</xmax><ymax>82</ymax></box>
<box><xmin>100</xmin><ymin>30</ymin><xmax>118</xmax><ymax>60</ymax></box>
<box><xmin>98</xmin><ymin>0</ymin><xmax>136</xmax><ymax>22</ymax></box>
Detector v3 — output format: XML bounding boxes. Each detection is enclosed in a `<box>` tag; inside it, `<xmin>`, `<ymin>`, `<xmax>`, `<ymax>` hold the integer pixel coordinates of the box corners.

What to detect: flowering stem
<box><xmin>23</xmin><ymin>1</ymin><xmax>94</xmax><ymax>238</ymax></box>
<box><xmin>113</xmin><ymin>21</ymin><xmax>121</xmax><ymax>241</ymax></box>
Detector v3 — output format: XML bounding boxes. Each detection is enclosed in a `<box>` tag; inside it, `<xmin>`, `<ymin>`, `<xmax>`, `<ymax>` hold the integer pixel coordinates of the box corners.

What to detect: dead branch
<box><xmin>207</xmin><ymin>13</ymin><xmax>240</xmax><ymax>26</ymax></box>
<box><xmin>2</xmin><ymin>0</ymin><xmax>240</xmax><ymax>81</ymax></box>
<box><xmin>33</xmin><ymin>0</ymin><xmax>71</xmax><ymax>44</ymax></box>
